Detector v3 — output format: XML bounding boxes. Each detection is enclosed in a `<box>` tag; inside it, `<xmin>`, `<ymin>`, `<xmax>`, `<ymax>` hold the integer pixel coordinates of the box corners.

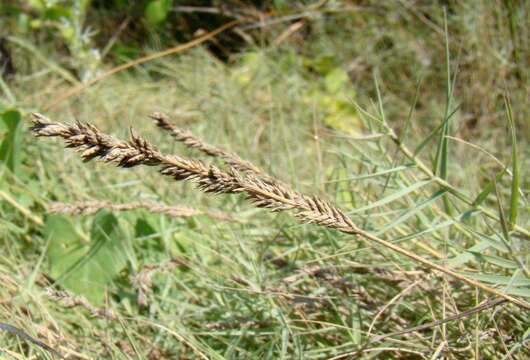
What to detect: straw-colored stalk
<box><xmin>30</xmin><ymin>113</ymin><xmax>530</xmax><ymax>310</ymax></box>
<box><xmin>150</xmin><ymin>112</ymin><xmax>279</xmax><ymax>183</ymax></box>
<box><xmin>49</xmin><ymin>201</ymin><xmax>235</xmax><ymax>222</ymax></box>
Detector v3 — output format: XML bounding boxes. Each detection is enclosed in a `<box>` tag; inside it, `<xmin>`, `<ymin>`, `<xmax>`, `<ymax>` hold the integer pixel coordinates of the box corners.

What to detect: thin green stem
<box><xmin>386</xmin><ymin>130</ymin><xmax>530</xmax><ymax>239</ymax></box>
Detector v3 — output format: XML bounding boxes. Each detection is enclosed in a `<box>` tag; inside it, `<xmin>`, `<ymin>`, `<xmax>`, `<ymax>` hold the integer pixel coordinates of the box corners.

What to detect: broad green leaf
<box><xmin>0</xmin><ymin>109</ymin><xmax>23</xmax><ymax>176</ymax></box>
<box><xmin>135</xmin><ymin>218</ymin><xmax>157</xmax><ymax>238</ymax></box>
<box><xmin>135</xmin><ymin>217</ymin><xmax>164</xmax><ymax>252</ymax></box>
<box><xmin>145</xmin><ymin>0</ymin><xmax>171</xmax><ymax>26</ymax></box>
<box><xmin>46</xmin><ymin>211</ymin><xmax>131</xmax><ymax>305</ymax></box>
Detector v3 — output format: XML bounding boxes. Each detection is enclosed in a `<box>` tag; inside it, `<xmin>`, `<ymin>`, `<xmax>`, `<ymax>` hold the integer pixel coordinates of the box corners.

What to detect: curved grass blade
<box><xmin>375</xmin><ymin>189</ymin><xmax>447</xmax><ymax>235</ymax></box>
<box><xmin>504</xmin><ymin>95</ymin><xmax>519</xmax><ymax>229</ymax></box>
<box><xmin>473</xmin><ymin>168</ymin><xmax>508</xmax><ymax>207</ymax></box>
<box><xmin>348</xmin><ymin>179</ymin><xmax>432</xmax><ymax>214</ymax></box>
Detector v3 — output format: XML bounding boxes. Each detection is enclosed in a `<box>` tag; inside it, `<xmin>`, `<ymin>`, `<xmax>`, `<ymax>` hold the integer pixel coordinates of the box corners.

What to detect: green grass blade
<box><xmin>375</xmin><ymin>189</ymin><xmax>447</xmax><ymax>235</ymax></box>
<box><xmin>434</xmin><ymin>10</ymin><xmax>454</xmax><ymax>215</ymax></box>
<box><xmin>504</xmin><ymin>95</ymin><xmax>519</xmax><ymax>229</ymax></box>
<box><xmin>468</xmin><ymin>252</ymin><xmax>519</xmax><ymax>269</ymax></box>
<box><xmin>373</xmin><ymin>70</ymin><xmax>387</xmax><ymax>126</ymax></box>
<box><xmin>459</xmin><ymin>272</ymin><xmax>530</xmax><ymax>287</ymax></box>
<box><xmin>328</xmin><ymin>164</ymin><xmax>414</xmax><ymax>182</ymax></box>
<box><xmin>447</xmin><ymin>240</ymin><xmax>492</xmax><ymax>268</ymax></box>
<box><xmin>394</xmin><ymin>209</ymin><xmax>479</xmax><ymax>245</ymax></box>
<box><xmin>494</xmin><ymin>181</ymin><xmax>511</xmax><ymax>246</ymax></box>
<box><xmin>348</xmin><ymin>179</ymin><xmax>432</xmax><ymax>214</ymax></box>
<box><xmin>503</xmin><ymin>287</ymin><xmax>530</xmax><ymax>298</ymax></box>
<box><xmin>413</xmin><ymin>105</ymin><xmax>459</xmax><ymax>157</ymax></box>
<box><xmin>472</xmin><ymin>168</ymin><xmax>507</xmax><ymax>207</ymax></box>
<box><xmin>398</xmin><ymin>75</ymin><xmax>422</xmax><ymax>144</ymax></box>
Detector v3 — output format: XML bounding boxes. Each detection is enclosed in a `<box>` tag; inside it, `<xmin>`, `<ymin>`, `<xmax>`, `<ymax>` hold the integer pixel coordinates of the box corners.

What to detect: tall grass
<box><xmin>1</xmin><ymin>2</ymin><xmax>529</xmax><ymax>358</ymax></box>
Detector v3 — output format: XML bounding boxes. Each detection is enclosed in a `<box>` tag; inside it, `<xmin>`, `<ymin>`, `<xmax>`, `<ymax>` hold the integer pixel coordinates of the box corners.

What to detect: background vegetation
<box><xmin>0</xmin><ymin>0</ymin><xmax>529</xmax><ymax>358</ymax></box>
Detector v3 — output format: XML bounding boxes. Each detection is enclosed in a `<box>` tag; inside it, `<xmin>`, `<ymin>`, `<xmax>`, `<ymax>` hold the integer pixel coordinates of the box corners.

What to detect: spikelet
<box><xmin>31</xmin><ymin>113</ymin><xmax>357</xmax><ymax>234</ymax></box>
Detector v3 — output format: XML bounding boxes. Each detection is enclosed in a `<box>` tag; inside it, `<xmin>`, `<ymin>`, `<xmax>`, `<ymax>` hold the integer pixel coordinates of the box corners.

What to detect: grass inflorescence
<box><xmin>1</xmin><ymin>3</ymin><xmax>529</xmax><ymax>357</ymax></box>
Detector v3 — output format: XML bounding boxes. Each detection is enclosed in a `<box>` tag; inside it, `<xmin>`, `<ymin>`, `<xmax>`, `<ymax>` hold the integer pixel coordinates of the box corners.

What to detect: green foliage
<box><xmin>303</xmin><ymin>62</ymin><xmax>361</xmax><ymax>136</ymax></box>
<box><xmin>144</xmin><ymin>0</ymin><xmax>172</xmax><ymax>26</ymax></box>
<box><xmin>0</xmin><ymin>1</ymin><xmax>529</xmax><ymax>358</ymax></box>
<box><xmin>3</xmin><ymin>0</ymin><xmax>100</xmax><ymax>81</ymax></box>
<box><xmin>45</xmin><ymin>211</ymin><xmax>132</xmax><ymax>305</ymax></box>
<box><xmin>0</xmin><ymin>109</ymin><xmax>22</xmax><ymax>177</ymax></box>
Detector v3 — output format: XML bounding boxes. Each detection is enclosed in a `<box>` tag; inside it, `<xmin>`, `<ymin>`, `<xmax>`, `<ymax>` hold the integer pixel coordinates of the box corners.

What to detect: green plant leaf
<box><xmin>413</xmin><ymin>105</ymin><xmax>459</xmax><ymax>157</ymax></box>
<box><xmin>494</xmin><ymin>181</ymin><xmax>511</xmax><ymax>246</ymax></box>
<box><xmin>504</xmin><ymin>287</ymin><xmax>530</xmax><ymax>298</ymax></box>
<box><xmin>349</xmin><ymin>180</ymin><xmax>432</xmax><ymax>214</ymax></box>
<box><xmin>504</xmin><ymin>96</ymin><xmax>519</xmax><ymax>229</ymax></box>
<box><xmin>472</xmin><ymin>168</ymin><xmax>507</xmax><ymax>207</ymax></box>
<box><xmin>145</xmin><ymin>0</ymin><xmax>171</xmax><ymax>26</ymax></box>
<box><xmin>447</xmin><ymin>240</ymin><xmax>491</xmax><ymax>268</ymax></box>
<box><xmin>460</xmin><ymin>272</ymin><xmax>530</xmax><ymax>287</ymax></box>
<box><xmin>0</xmin><ymin>109</ymin><xmax>23</xmax><ymax>177</ymax></box>
<box><xmin>324</xmin><ymin>68</ymin><xmax>350</xmax><ymax>94</ymax></box>
<box><xmin>46</xmin><ymin>211</ymin><xmax>131</xmax><ymax>305</ymax></box>
<box><xmin>468</xmin><ymin>252</ymin><xmax>519</xmax><ymax>269</ymax></box>
<box><xmin>375</xmin><ymin>189</ymin><xmax>448</xmax><ymax>235</ymax></box>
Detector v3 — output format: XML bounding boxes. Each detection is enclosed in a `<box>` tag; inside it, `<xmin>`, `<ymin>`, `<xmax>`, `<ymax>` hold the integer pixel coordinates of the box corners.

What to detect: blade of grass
<box><xmin>504</xmin><ymin>95</ymin><xmax>519</xmax><ymax>229</ymax></box>
<box><xmin>494</xmin><ymin>181</ymin><xmax>511</xmax><ymax>247</ymax></box>
<box><xmin>473</xmin><ymin>168</ymin><xmax>508</xmax><ymax>207</ymax></box>
<box><xmin>413</xmin><ymin>105</ymin><xmax>459</xmax><ymax>157</ymax></box>
<box><xmin>327</xmin><ymin>164</ymin><xmax>414</xmax><ymax>183</ymax></box>
<box><xmin>380</xmin><ymin>75</ymin><xmax>423</xmax><ymax>196</ymax></box>
<box><xmin>460</xmin><ymin>272</ymin><xmax>530</xmax><ymax>287</ymax></box>
<box><xmin>468</xmin><ymin>252</ymin><xmax>519</xmax><ymax>269</ymax></box>
<box><xmin>374</xmin><ymin>189</ymin><xmax>447</xmax><ymax>236</ymax></box>
<box><xmin>348</xmin><ymin>179</ymin><xmax>432</xmax><ymax>214</ymax></box>
<box><xmin>433</xmin><ymin>8</ymin><xmax>454</xmax><ymax>216</ymax></box>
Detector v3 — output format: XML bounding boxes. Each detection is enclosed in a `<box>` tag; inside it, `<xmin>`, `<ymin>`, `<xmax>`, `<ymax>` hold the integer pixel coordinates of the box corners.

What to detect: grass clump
<box><xmin>1</xmin><ymin>3</ymin><xmax>529</xmax><ymax>359</ymax></box>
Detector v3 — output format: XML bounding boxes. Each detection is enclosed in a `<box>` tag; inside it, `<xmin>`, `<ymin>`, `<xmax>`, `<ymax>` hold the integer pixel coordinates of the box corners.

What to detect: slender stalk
<box><xmin>30</xmin><ymin>113</ymin><xmax>530</xmax><ymax>310</ymax></box>
<box><xmin>150</xmin><ymin>112</ymin><xmax>279</xmax><ymax>184</ymax></box>
<box><xmin>49</xmin><ymin>200</ymin><xmax>235</xmax><ymax>222</ymax></box>
<box><xmin>386</xmin><ymin>127</ymin><xmax>530</xmax><ymax>239</ymax></box>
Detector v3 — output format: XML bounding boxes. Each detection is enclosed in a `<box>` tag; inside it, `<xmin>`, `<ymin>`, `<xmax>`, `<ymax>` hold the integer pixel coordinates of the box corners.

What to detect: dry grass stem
<box><xmin>49</xmin><ymin>200</ymin><xmax>235</xmax><ymax>222</ymax></box>
<box><xmin>46</xmin><ymin>288</ymin><xmax>117</xmax><ymax>321</ymax></box>
<box><xmin>30</xmin><ymin>113</ymin><xmax>530</xmax><ymax>310</ymax></box>
<box><xmin>150</xmin><ymin>112</ymin><xmax>272</xmax><ymax>178</ymax></box>
<box><xmin>32</xmin><ymin>113</ymin><xmax>354</xmax><ymax>233</ymax></box>
<box><xmin>132</xmin><ymin>259</ymin><xmax>187</xmax><ymax>307</ymax></box>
